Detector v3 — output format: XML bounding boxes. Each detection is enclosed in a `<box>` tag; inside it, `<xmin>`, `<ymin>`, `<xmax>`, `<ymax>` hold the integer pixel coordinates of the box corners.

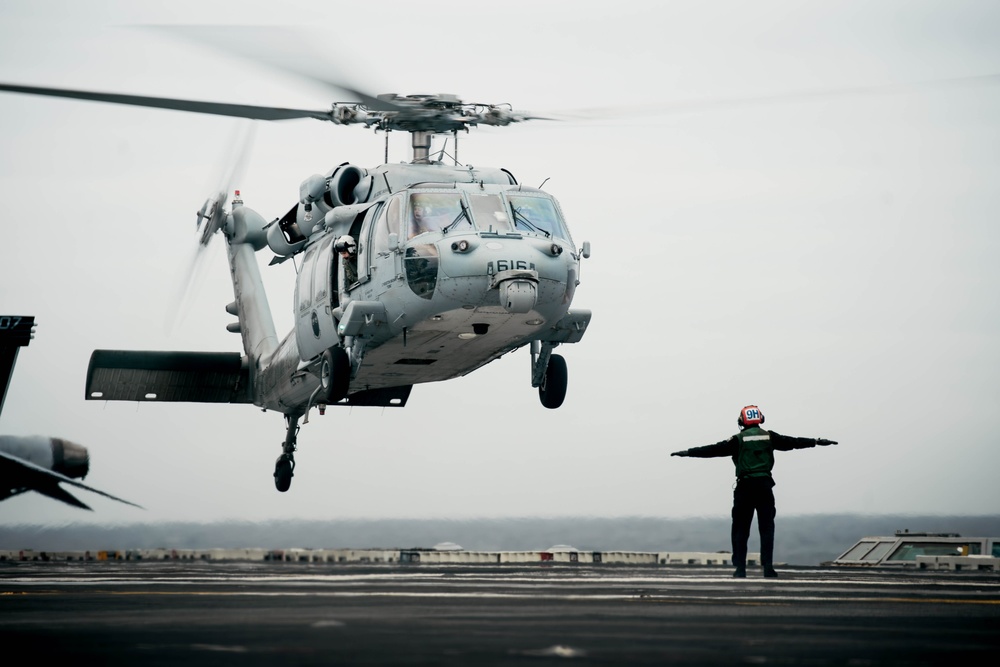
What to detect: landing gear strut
<box><xmin>274</xmin><ymin>413</ymin><xmax>300</xmax><ymax>492</ymax></box>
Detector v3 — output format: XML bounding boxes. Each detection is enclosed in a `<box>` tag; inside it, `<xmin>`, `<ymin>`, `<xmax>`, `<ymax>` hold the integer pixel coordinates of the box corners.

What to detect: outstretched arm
<box><xmin>770</xmin><ymin>431</ymin><xmax>839</xmax><ymax>451</ymax></box>
<box><xmin>671</xmin><ymin>437</ymin><xmax>738</xmax><ymax>458</ymax></box>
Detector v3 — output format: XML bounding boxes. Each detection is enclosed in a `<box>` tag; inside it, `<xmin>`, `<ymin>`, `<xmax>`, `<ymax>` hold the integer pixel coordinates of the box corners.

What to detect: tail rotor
<box><xmin>167</xmin><ymin>121</ymin><xmax>257</xmax><ymax>333</ymax></box>
<box><xmin>195</xmin><ymin>120</ymin><xmax>257</xmax><ymax>248</ymax></box>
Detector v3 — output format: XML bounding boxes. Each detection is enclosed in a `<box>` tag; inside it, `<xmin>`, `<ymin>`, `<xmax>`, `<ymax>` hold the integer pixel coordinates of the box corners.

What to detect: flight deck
<box><xmin>2</xmin><ymin>558</ymin><xmax>997</xmax><ymax>666</ymax></box>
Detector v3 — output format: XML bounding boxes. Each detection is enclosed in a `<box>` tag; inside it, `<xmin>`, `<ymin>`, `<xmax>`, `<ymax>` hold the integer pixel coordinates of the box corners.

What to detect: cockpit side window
<box><xmin>468</xmin><ymin>193</ymin><xmax>512</xmax><ymax>233</ymax></box>
<box><xmin>372</xmin><ymin>197</ymin><xmax>400</xmax><ymax>254</ymax></box>
<box><xmin>313</xmin><ymin>234</ymin><xmax>334</xmax><ymax>302</ymax></box>
<box><xmin>408</xmin><ymin>192</ymin><xmax>465</xmax><ymax>238</ymax></box>
<box><xmin>508</xmin><ymin>194</ymin><xmax>569</xmax><ymax>241</ymax></box>
<box><xmin>296</xmin><ymin>245</ymin><xmax>317</xmax><ymax>315</ymax></box>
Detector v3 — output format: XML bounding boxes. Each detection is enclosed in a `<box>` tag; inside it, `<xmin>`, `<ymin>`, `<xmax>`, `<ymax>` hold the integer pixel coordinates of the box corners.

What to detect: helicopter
<box><xmin>0</xmin><ymin>80</ymin><xmax>592</xmax><ymax>493</ymax></box>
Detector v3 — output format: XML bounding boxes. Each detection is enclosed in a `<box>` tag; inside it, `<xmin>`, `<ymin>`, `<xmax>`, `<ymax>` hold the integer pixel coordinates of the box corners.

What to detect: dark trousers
<box><xmin>731</xmin><ymin>476</ymin><xmax>776</xmax><ymax>569</ymax></box>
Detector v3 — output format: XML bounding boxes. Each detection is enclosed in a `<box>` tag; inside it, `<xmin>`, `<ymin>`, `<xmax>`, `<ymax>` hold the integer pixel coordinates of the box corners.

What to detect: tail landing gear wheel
<box><xmin>274</xmin><ymin>454</ymin><xmax>294</xmax><ymax>492</ymax></box>
<box><xmin>320</xmin><ymin>347</ymin><xmax>351</xmax><ymax>403</ymax></box>
<box><xmin>538</xmin><ymin>353</ymin><xmax>568</xmax><ymax>409</ymax></box>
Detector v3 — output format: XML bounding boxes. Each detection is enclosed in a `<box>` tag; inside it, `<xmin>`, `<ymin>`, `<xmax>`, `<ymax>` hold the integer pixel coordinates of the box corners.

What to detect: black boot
<box><xmin>733</xmin><ymin>566</ymin><xmax>747</xmax><ymax>578</ymax></box>
<box><xmin>763</xmin><ymin>567</ymin><xmax>778</xmax><ymax>578</ymax></box>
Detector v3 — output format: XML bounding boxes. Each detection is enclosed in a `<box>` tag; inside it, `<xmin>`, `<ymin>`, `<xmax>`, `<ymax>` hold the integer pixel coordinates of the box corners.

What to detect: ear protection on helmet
<box><xmin>738</xmin><ymin>405</ymin><xmax>764</xmax><ymax>428</ymax></box>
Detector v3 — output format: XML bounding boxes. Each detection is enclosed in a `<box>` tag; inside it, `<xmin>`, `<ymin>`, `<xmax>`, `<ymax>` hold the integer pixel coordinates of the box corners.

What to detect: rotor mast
<box><xmin>411</xmin><ymin>131</ymin><xmax>433</xmax><ymax>164</ymax></box>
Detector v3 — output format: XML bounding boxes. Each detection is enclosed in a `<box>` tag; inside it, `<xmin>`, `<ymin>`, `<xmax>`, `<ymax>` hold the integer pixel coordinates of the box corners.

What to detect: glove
<box><xmin>816</xmin><ymin>439</ymin><xmax>838</xmax><ymax>446</ymax></box>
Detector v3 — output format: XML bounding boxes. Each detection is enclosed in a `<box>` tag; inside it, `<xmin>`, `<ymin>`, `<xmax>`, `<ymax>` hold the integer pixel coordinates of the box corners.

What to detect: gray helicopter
<box><xmin>0</xmin><ymin>82</ymin><xmax>592</xmax><ymax>492</ymax></box>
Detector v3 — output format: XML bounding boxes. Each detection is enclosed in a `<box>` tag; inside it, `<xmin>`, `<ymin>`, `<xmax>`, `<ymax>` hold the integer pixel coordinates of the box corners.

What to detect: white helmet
<box><xmin>335</xmin><ymin>235</ymin><xmax>356</xmax><ymax>253</ymax></box>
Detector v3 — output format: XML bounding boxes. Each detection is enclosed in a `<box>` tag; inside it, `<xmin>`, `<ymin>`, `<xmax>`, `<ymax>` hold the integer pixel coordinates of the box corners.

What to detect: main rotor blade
<box><xmin>141</xmin><ymin>25</ymin><xmax>406</xmax><ymax>113</ymax></box>
<box><xmin>0</xmin><ymin>82</ymin><xmax>334</xmax><ymax>122</ymax></box>
<box><xmin>545</xmin><ymin>73</ymin><xmax>1000</xmax><ymax>123</ymax></box>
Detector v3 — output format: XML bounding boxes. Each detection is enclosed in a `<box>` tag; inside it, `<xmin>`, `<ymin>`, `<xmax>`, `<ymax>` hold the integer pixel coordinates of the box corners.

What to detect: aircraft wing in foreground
<box><xmin>0</xmin><ymin>440</ymin><xmax>142</xmax><ymax>510</ymax></box>
<box><xmin>0</xmin><ymin>316</ymin><xmax>142</xmax><ymax>510</ymax></box>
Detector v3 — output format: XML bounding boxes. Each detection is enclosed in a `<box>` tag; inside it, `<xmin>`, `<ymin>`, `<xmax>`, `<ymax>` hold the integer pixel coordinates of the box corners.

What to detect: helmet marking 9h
<box><xmin>738</xmin><ymin>405</ymin><xmax>764</xmax><ymax>428</ymax></box>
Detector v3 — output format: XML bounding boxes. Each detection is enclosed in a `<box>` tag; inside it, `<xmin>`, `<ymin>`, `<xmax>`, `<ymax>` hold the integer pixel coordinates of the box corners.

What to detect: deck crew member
<box><xmin>671</xmin><ymin>405</ymin><xmax>838</xmax><ymax>578</ymax></box>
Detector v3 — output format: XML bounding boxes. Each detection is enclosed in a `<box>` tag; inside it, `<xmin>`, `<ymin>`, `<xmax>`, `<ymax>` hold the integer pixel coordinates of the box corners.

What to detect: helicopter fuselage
<box><xmin>226</xmin><ymin>161</ymin><xmax>590</xmax><ymax>416</ymax></box>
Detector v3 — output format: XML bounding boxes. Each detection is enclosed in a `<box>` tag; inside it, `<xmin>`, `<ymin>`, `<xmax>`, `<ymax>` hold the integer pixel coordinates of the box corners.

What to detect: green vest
<box><xmin>734</xmin><ymin>426</ymin><xmax>774</xmax><ymax>479</ymax></box>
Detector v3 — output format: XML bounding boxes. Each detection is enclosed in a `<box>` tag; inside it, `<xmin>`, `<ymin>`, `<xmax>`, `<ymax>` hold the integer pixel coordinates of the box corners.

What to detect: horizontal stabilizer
<box><xmin>86</xmin><ymin>350</ymin><xmax>251</xmax><ymax>404</ymax></box>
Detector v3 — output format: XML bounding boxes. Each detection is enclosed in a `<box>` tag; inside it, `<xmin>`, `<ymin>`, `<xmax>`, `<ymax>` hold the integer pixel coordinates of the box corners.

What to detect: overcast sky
<box><xmin>1</xmin><ymin>0</ymin><xmax>998</xmax><ymax>527</ymax></box>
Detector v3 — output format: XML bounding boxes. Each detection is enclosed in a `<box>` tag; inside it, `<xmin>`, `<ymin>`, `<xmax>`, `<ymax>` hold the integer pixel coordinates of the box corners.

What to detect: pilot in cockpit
<box><xmin>409</xmin><ymin>194</ymin><xmax>463</xmax><ymax>238</ymax></box>
<box><xmin>411</xmin><ymin>203</ymin><xmax>448</xmax><ymax>236</ymax></box>
<box><xmin>411</xmin><ymin>204</ymin><xmax>432</xmax><ymax>233</ymax></box>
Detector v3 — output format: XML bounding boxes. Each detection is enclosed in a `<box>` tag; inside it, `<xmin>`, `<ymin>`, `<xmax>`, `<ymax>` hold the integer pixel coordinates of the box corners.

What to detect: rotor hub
<box><xmin>328</xmin><ymin>93</ymin><xmax>531</xmax><ymax>135</ymax></box>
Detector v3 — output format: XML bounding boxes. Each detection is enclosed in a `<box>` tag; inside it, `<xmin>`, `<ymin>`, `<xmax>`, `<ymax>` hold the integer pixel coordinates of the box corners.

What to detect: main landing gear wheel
<box><xmin>273</xmin><ymin>414</ymin><xmax>300</xmax><ymax>492</ymax></box>
<box><xmin>538</xmin><ymin>353</ymin><xmax>568</xmax><ymax>409</ymax></box>
<box><xmin>274</xmin><ymin>454</ymin><xmax>294</xmax><ymax>492</ymax></box>
<box><xmin>319</xmin><ymin>346</ymin><xmax>351</xmax><ymax>403</ymax></box>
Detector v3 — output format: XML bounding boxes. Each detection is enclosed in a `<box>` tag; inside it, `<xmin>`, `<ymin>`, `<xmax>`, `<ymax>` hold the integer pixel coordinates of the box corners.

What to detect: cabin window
<box><xmin>860</xmin><ymin>541</ymin><xmax>896</xmax><ymax>562</ymax></box>
<box><xmin>840</xmin><ymin>541</ymin><xmax>876</xmax><ymax>561</ymax></box>
<box><xmin>508</xmin><ymin>194</ymin><xmax>568</xmax><ymax>240</ymax></box>
<box><xmin>408</xmin><ymin>192</ymin><xmax>465</xmax><ymax>238</ymax></box>
<box><xmin>404</xmin><ymin>244</ymin><xmax>439</xmax><ymax>299</ymax></box>
<box><xmin>886</xmin><ymin>542</ymin><xmax>981</xmax><ymax>561</ymax></box>
<box><xmin>468</xmin><ymin>193</ymin><xmax>511</xmax><ymax>233</ymax></box>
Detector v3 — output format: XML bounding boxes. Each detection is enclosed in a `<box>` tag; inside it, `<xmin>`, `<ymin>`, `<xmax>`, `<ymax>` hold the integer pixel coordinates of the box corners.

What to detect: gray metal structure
<box><xmin>0</xmin><ymin>316</ymin><xmax>140</xmax><ymax>510</ymax></box>
<box><xmin>830</xmin><ymin>530</ymin><xmax>1000</xmax><ymax>567</ymax></box>
<box><xmin>0</xmin><ymin>77</ymin><xmax>592</xmax><ymax>493</ymax></box>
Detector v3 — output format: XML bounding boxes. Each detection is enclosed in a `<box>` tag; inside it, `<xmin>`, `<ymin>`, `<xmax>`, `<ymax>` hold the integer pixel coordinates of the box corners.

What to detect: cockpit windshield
<box><xmin>408</xmin><ymin>192</ymin><xmax>466</xmax><ymax>238</ymax></box>
<box><xmin>405</xmin><ymin>191</ymin><xmax>571</xmax><ymax>242</ymax></box>
<box><xmin>507</xmin><ymin>195</ymin><xmax>569</xmax><ymax>240</ymax></box>
<box><xmin>508</xmin><ymin>195</ymin><xmax>568</xmax><ymax>240</ymax></box>
<box><xmin>467</xmin><ymin>193</ymin><xmax>513</xmax><ymax>233</ymax></box>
